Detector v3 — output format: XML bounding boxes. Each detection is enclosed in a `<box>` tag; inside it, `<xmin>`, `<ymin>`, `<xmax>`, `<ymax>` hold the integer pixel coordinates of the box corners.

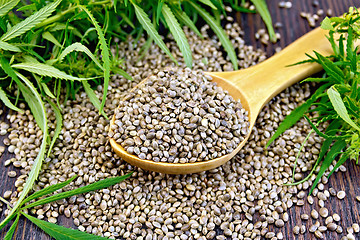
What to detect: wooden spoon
<box><xmin>109</xmin><ymin>26</ymin><xmax>346</xmax><ymax>174</ymax></box>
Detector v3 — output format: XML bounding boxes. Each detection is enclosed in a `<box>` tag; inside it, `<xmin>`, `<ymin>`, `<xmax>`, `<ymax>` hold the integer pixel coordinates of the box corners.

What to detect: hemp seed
<box><xmin>352</xmin><ymin>223</ymin><xmax>359</xmax><ymax>233</ymax></box>
<box><xmin>7</xmin><ymin>171</ymin><xmax>17</xmax><ymax>178</ymax></box>
<box><xmin>314</xmin><ymin>230</ymin><xmax>324</xmax><ymax>239</ymax></box>
<box><xmin>333</xmin><ymin>213</ymin><xmax>341</xmax><ymax>222</ymax></box>
<box><xmin>319</xmin><ymin>208</ymin><xmax>328</xmax><ymax>218</ymax></box>
<box><xmin>293</xmin><ymin>226</ymin><xmax>300</xmax><ymax>235</ymax></box>
<box><xmin>337</xmin><ymin>191</ymin><xmax>346</xmax><ymax>200</ymax></box>
<box><xmin>327</xmin><ymin>223</ymin><xmax>337</xmax><ymax>231</ymax></box>
<box><xmin>311</xmin><ymin>209</ymin><xmax>319</xmax><ymax>219</ymax></box>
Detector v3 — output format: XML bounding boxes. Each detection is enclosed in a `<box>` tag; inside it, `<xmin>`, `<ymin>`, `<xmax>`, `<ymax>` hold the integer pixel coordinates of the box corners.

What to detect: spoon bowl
<box><xmin>110</xmin><ymin>25</ymin><xmax>359</xmax><ymax>174</ymax></box>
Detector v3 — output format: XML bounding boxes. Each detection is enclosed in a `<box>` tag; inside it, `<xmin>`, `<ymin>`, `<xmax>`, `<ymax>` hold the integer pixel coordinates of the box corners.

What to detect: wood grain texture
<box><xmin>0</xmin><ymin>1</ymin><xmax>359</xmax><ymax>239</ymax></box>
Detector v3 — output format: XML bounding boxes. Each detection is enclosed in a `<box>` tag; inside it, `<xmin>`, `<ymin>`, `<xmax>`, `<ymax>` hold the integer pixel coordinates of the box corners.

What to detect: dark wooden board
<box><xmin>0</xmin><ymin>1</ymin><xmax>359</xmax><ymax>239</ymax></box>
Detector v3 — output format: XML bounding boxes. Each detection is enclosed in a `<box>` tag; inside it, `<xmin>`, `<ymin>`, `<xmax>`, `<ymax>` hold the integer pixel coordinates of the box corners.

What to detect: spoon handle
<box><xmin>213</xmin><ymin>27</ymin><xmax>337</xmax><ymax>123</ymax></box>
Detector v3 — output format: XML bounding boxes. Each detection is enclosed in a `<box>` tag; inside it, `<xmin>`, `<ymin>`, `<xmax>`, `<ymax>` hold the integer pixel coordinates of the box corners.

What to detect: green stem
<box><xmin>89</xmin><ymin>0</ymin><xmax>111</xmax><ymax>6</ymax></box>
<box><xmin>36</xmin><ymin>6</ymin><xmax>78</xmax><ymax>28</ymax></box>
<box><xmin>285</xmin><ymin>161</ymin><xmax>317</xmax><ymax>186</ymax></box>
<box><xmin>0</xmin><ymin>196</ymin><xmax>12</xmax><ymax>208</ymax></box>
<box><xmin>285</xmin><ymin>129</ymin><xmax>314</xmax><ymax>186</ymax></box>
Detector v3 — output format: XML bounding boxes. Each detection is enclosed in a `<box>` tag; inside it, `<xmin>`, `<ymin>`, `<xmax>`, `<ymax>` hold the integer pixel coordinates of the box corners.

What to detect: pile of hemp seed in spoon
<box><xmin>110</xmin><ymin>69</ymin><xmax>249</xmax><ymax>163</ymax></box>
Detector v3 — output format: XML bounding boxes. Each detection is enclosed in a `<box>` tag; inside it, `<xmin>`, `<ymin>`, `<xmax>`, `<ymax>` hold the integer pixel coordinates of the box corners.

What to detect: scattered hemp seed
<box><xmin>311</xmin><ymin>209</ymin><xmax>319</xmax><ymax>219</ymax></box>
<box><xmin>283</xmin><ymin>212</ymin><xmax>289</xmax><ymax>222</ymax></box>
<box><xmin>317</xmin><ymin>9</ymin><xmax>324</xmax><ymax>16</ymax></box>
<box><xmin>275</xmin><ymin>219</ymin><xmax>285</xmax><ymax>227</ymax></box>
<box><xmin>308</xmin><ymin>195</ymin><xmax>314</xmax><ymax>205</ymax></box>
<box><xmin>296</xmin><ymin>199</ymin><xmax>305</xmax><ymax>206</ymax></box>
<box><xmin>327</xmin><ymin>223</ymin><xmax>337</xmax><ymax>231</ymax></box>
<box><xmin>318</xmin><ymin>226</ymin><xmax>327</xmax><ymax>232</ymax></box>
<box><xmin>326</xmin><ymin>9</ymin><xmax>333</xmax><ymax>16</ymax></box>
<box><xmin>352</xmin><ymin>223</ymin><xmax>360</xmax><ymax>233</ymax></box>
<box><xmin>265</xmin><ymin>232</ymin><xmax>276</xmax><ymax>238</ymax></box>
<box><xmin>312</xmin><ymin>0</ymin><xmax>319</xmax><ymax>7</ymax></box>
<box><xmin>7</xmin><ymin>171</ymin><xmax>17</xmax><ymax>178</ymax></box>
<box><xmin>255</xmin><ymin>29</ymin><xmax>272</xmax><ymax>45</ymax></box>
<box><xmin>339</xmin><ymin>165</ymin><xmax>347</xmax><ymax>172</ymax></box>
<box><xmin>319</xmin><ymin>208</ymin><xmax>329</xmax><ymax>218</ymax></box>
<box><xmin>347</xmin><ymin>226</ymin><xmax>354</xmax><ymax>234</ymax></box>
<box><xmin>347</xmin><ymin>233</ymin><xmax>355</xmax><ymax>240</ymax></box>
<box><xmin>309</xmin><ymin>224</ymin><xmax>319</xmax><ymax>233</ymax></box>
<box><xmin>293</xmin><ymin>225</ymin><xmax>300</xmax><ymax>235</ymax></box>
<box><xmin>329</xmin><ymin>188</ymin><xmax>337</xmax><ymax>196</ymax></box>
<box><xmin>318</xmin><ymin>192</ymin><xmax>327</xmax><ymax>201</ymax></box>
<box><xmin>274</xmin><ymin>22</ymin><xmax>283</xmax><ymax>28</ymax></box>
<box><xmin>337</xmin><ymin>225</ymin><xmax>344</xmax><ymax>234</ymax></box>
<box><xmin>337</xmin><ymin>191</ymin><xmax>346</xmax><ymax>200</ymax></box>
<box><xmin>0</xmin><ymin>146</ymin><xmax>5</xmax><ymax>155</ymax></box>
<box><xmin>314</xmin><ymin>230</ymin><xmax>324</xmax><ymax>239</ymax></box>
<box><xmin>301</xmin><ymin>214</ymin><xmax>309</xmax><ymax>220</ymax></box>
<box><xmin>4</xmin><ymin>159</ymin><xmax>11</xmax><ymax>167</ymax></box>
<box><xmin>278</xmin><ymin>1</ymin><xmax>292</xmax><ymax>8</ymax></box>
<box><xmin>325</xmin><ymin>216</ymin><xmax>333</xmax><ymax>225</ymax></box>
<box><xmin>333</xmin><ymin>213</ymin><xmax>341</xmax><ymax>222</ymax></box>
<box><xmin>284</xmin><ymin>1</ymin><xmax>292</xmax><ymax>8</ymax></box>
<box><xmin>300</xmin><ymin>225</ymin><xmax>306</xmax><ymax>234</ymax></box>
<box><xmin>3</xmin><ymin>190</ymin><xmax>12</xmax><ymax>199</ymax></box>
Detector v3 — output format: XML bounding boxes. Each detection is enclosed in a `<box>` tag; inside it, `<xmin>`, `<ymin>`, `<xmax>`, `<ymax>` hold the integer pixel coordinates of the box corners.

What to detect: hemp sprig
<box><xmin>266</xmin><ymin>7</ymin><xmax>360</xmax><ymax>194</ymax></box>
